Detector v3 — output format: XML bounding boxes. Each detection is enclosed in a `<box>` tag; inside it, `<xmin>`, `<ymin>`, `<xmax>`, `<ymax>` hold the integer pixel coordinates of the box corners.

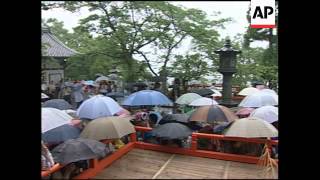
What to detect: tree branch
<box><xmin>98</xmin><ymin>2</ymin><xmax>116</xmax><ymax>32</ymax></box>
<box><xmin>135</xmin><ymin>50</ymin><xmax>159</xmax><ymax>77</ymax></box>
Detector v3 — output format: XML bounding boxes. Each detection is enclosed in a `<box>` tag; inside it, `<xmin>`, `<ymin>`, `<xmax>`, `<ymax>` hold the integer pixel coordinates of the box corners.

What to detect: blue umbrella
<box><xmin>42</xmin><ymin>124</ymin><xmax>80</xmax><ymax>145</ymax></box>
<box><xmin>43</xmin><ymin>99</ymin><xmax>72</xmax><ymax>110</ymax></box>
<box><xmin>122</xmin><ymin>90</ymin><xmax>173</xmax><ymax>106</ymax></box>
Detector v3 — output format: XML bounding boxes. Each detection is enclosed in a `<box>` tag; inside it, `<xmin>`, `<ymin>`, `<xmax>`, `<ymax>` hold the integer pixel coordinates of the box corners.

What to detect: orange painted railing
<box><xmin>134</xmin><ymin>126</ymin><xmax>278</xmax><ymax>164</ymax></box>
<box><xmin>42</xmin><ymin>126</ymin><xmax>278</xmax><ymax>179</ymax></box>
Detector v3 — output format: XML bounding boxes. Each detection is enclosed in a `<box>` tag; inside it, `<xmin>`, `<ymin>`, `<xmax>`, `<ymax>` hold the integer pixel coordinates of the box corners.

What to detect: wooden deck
<box><xmin>93</xmin><ymin>149</ymin><xmax>277</xmax><ymax>179</ymax></box>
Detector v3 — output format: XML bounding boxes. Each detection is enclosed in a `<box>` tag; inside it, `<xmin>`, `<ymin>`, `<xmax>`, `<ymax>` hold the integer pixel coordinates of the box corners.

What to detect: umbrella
<box><xmin>189</xmin><ymin>97</ymin><xmax>218</xmax><ymax>106</ymax></box>
<box><xmin>80</xmin><ymin>116</ymin><xmax>135</xmax><ymax>140</ymax></box>
<box><xmin>42</xmin><ymin>93</ymin><xmax>49</xmax><ymax>99</ymax></box>
<box><xmin>175</xmin><ymin>93</ymin><xmax>202</xmax><ymax>105</ymax></box>
<box><xmin>43</xmin><ymin>99</ymin><xmax>72</xmax><ymax>110</ymax></box>
<box><xmin>210</xmin><ymin>89</ymin><xmax>222</xmax><ymax>97</ymax></box>
<box><xmin>51</xmin><ymin>138</ymin><xmax>110</xmax><ymax>165</ymax></box>
<box><xmin>42</xmin><ymin>124</ymin><xmax>80</xmax><ymax>145</ymax></box>
<box><xmin>76</xmin><ymin>95</ymin><xmax>122</xmax><ymax>120</ymax></box>
<box><xmin>238</xmin><ymin>91</ymin><xmax>278</xmax><ymax>108</ymax></box>
<box><xmin>122</xmin><ymin>90</ymin><xmax>173</xmax><ymax>106</ymax></box>
<box><xmin>249</xmin><ymin>105</ymin><xmax>278</xmax><ymax>124</ymax></box>
<box><xmin>189</xmin><ymin>105</ymin><xmax>238</xmax><ymax>124</ymax></box>
<box><xmin>235</xmin><ymin>107</ymin><xmax>255</xmax><ymax>117</ymax></box>
<box><xmin>260</xmin><ymin>89</ymin><xmax>278</xmax><ymax>95</ymax></box>
<box><xmin>191</xmin><ymin>89</ymin><xmax>214</xmax><ymax>97</ymax></box>
<box><xmin>95</xmin><ymin>76</ymin><xmax>110</xmax><ymax>83</ymax></box>
<box><xmin>42</xmin><ymin>108</ymin><xmax>72</xmax><ymax>133</ymax></box>
<box><xmin>63</xmin><ymin>109</ymin><xmax>78</xmax><ymax>118</ymax></box>
<box><xmin>223</xmin><ymin>117</ymin><xmax>278</xmax><ymax>138</ymax></box>
<box><xmin>238</xmin><ymin>87</ymin><xmax>260</xmax><ymax>96</ymax></box>
<box><xmin>160</xmin><ymin>114</ymin><xmax>190</xmax><ymax>124</ymax></box>
<box><xmin>151</xmin><ymin>122</ymin><xmax>192</xmax><ymax>139</ymax></box>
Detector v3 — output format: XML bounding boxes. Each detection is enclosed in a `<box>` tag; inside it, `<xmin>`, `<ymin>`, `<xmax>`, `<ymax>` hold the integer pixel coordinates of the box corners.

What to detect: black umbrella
<box><xmin>191</xmin><ymin>89</ymin><xmax>214</xmax><ymax>97</ymax></box>
<box><xmin>51</xmin><ymin>138</ymin><xmax>111</xmax><ymax>165</ymax></box>
<box><xmin>43</xmin><ymin>99</ymin><xmax>72</xmax><ymax>110</ymax></box>
<box><xmin>42</xmin><ymin>124</ymin><xmax>80</xmax><ymax>145</ymax></box>
<box><xmin>160</xmin><ymin>114</ymin><xmax>190</xmax><ymax>124</ymax></box>
<box><xmin>151</xmin><ymin>122</ymin><xmax>192</xmax><ymax>139</ymax></box>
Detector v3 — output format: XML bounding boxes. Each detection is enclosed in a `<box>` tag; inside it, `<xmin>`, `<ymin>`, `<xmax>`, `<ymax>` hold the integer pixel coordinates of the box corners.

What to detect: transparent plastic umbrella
<box><xmin>238</xmin><ymin>91</ymin><xmax>278</xmax><ymax>108</ymax></box>
<box><xmin>175</xmin><ymin>93</ymin><xmax>202</xmax><ymax>105</ymax></box>
<box><xmin>249</xmin><ymin>105</ymin><xmax>278</xmax><ymax>124</ymax></box>
<box><xmin>42</xmin><ymin>107</ymin><xmax>73</xmax><ymax>133</ymax></box>
<box><xmin>189</xmin><ymin>97</ymin><xmax>218</xmax><ymax>107</ymax></box>
<box><xmin>76</xmin><ymin>95</ymin><xmax>122</xmax><ymax>120</ymax></box>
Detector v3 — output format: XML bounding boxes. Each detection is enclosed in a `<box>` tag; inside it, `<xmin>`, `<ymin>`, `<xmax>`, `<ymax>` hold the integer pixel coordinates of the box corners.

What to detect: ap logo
<box><xmin>250</xmin><ymin>0</ymin><xmax>276</xmax><ymax>28</ymax></box>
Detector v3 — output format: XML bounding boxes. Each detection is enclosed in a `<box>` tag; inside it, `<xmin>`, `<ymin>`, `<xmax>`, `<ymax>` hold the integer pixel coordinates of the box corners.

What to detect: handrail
<box><xmin>134</xmin><ymin>126</ymin><xmax>278</xmax><ymax>146</ymax></box>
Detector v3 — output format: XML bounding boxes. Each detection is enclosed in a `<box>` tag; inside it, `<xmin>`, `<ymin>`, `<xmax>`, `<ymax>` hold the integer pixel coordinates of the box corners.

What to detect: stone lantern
<box><xmin>214</xmin><ymin>38</ymin><xmax>241</xmax><ymax>107</ymax></box>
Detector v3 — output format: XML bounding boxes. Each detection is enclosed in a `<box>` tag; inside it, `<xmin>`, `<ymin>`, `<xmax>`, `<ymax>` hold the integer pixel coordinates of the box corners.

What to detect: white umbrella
<box><xmin>260</xmin><ymin>89</ymin><xmax>278</xmax><ymax>95</ymax></box>
<box><xmin>76</xmin><ymin>95</ymin><xmax>122</xmax><ymax>120</ymax></box>
<box><xmin>238</xmin><ymin>87</ymin><xmax>260</xmax><ymax>96</ymax></box>
<box><xmin>189</xmin><ymin>97</ymin><xmax>218</xmax><ymax>106</ymax></box>
<box><xmin>42</xmin><ymin>108</ymin><xmax>73</xmax><ymax>133</ymax></box>
<box><xmin>62</xmin><ymin>109</ymin><xmax>78</xmax><ymax>118</ymax></box>
<box><xmin>175</xmin><ymin>93</ymin><xmax>202</xmax><ymax>105</ymax></box>
<box><xmin>42</xmin><ymin>93</ymin><xmax>49</xmax><ymax>99</ymax></box>
<box><xmin>95</xmin><ymin>76</ymin><xmax>109</xmax><ymax>83</ymax></box>
<box><xmin>223</xmin><ymin>117</ymin><xmax>278</xmax><ymax>138</ymax></box>
<box><xmin>210</xmin><ymin>89</ymin><xmax>222</xmax><ymax>97</ymax></box>
<box><xmin>238</xmin><ymin>91</ymin><xmax>278</xmax><ymax>108</ymax></box>
<box><xmin>249</xmin><ymin>106</ymin><xmax>278</xmax><ymax>124</ymax></box>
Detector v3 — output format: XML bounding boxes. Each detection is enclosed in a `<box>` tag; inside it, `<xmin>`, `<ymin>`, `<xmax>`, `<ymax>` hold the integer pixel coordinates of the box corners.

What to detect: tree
<box><xmin>241</xmin><ymin>3</ymin><xmax>278</xmax><ymax>90</ymax></box>
<box><xmin>168</xmin><ymin>53</ymin><xmax>210</xmax><ymax>92</ymax></box>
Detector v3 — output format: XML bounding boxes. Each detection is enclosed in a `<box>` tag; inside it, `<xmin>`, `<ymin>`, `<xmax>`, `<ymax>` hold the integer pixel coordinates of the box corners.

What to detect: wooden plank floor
<box><xmin>93</xmin><ymin>149</ymin><xmax>277</xmax><ymax>179</ymax></box>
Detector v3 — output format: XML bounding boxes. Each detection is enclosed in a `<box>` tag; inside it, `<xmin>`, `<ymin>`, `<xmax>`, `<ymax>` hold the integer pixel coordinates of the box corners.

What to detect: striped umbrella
<box><xmin>189</xmin><ymin>105</ymin><xmax>238</xmax><ymax>125</ymax></box>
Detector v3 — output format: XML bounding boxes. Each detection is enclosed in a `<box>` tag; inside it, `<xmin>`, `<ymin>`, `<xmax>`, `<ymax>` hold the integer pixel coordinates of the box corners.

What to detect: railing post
<box><xmin>191</xmin><ymin>134</ymin><xmax>197</xmax><ymax>151</ymax></box>
<box><xmin>130</xmin><ymin>133</ymin><xmax>137</xmax><ymax>142</ymax></box>
<box><xmin>89</xmin><ymin>158</ymin><xmax>99</xmax><ymax>168</ymax></box>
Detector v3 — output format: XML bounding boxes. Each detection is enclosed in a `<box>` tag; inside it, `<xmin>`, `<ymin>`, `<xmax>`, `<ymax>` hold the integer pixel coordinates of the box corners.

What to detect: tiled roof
<box><xmin>42</xmin><ymin>27</ymin><xmax>79</xmax><ymax>58</ymax></box>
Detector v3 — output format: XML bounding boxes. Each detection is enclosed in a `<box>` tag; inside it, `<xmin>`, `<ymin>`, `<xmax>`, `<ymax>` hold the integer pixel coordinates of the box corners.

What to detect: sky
<box><xmin>42</xmin><ymin>1</ymin><xmax>269</xmax><ymax>83</ymax></box>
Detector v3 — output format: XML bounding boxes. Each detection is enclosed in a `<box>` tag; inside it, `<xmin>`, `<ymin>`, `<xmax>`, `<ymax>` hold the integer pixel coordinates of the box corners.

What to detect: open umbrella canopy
<box><xmin>51</xmin><ymin>138</ymin><xmax>110</xmax><ymax>165</ymax></box>
<box><xmin>190</xmin><ymin>88</ymin><xmax>214</xmax><ymax>97</ymax></box>
<box><xmin>189</xmin><ymin>97</ymin><xmax>218</xmax><ymax>106</ymax></box>
<box><xmin>238</xmin><ymin>91</ymin><xmax>278</xmax><ymax>108</ymax></box>
<box><xmin>175</xmin><ymin>93</ymin><xmax>202</xmax><ymax>105</ymax></box>
<box><xmin>42</xmin><ymin>93</ymin><xmax>49</xmax><ymax>99</ymax></box>
<box><xmin>238</xmin><ymin>87</ymin><xmax>260</xmax><ymax>96</ymax></box>
<box><xmin>223</xmin><ymin>117</ymin><xmax>278</xmax><ymax>138</ymax></box>
<box><xmin>95</xmin><ymin>76</ymin><xmax>109</xmax><ymax>83</ymax></box>
<box><xmin>260</xmin><ymin>89</ymin><xmax>278</xmax><ymax>95</ymax></box>
<box><xmin>76</xmin><ymin>95</ymin><xmax>122</xmax><ymax>120</ymax></box>
<box><xmin>62</xmin><ymin>109</ymin><xmax>78</xmax><ymax>118</ymax></box>
<box><xmin>43</xmin><ymin>99</ymin><xmax>72</xmax><ymax>110</ymax></box>
<box><xmin>235</xmin><ymin>107</ymin><xmax>255</xmax><ymax>116</ymax></box>
<box><xmin>42</xmin><ymin>124</ymin><xmax>80</xmax><ymax>145</ymax></box>
<box><xmin>160</xmin><ymin>114</ymin><xmax>190</xmax><ymax>124</ymax></box>
<box><xmin>80</xmin><ymin>116</ymin><xmax>135</xmax><ymax>140</ymax></box>
<box><xmin>210</xmin><ymin>89</ymin><xmax>222</xmax><ymax>97</ymax></box>
<box><xmin>249</xmin><ymin>105</ymin><xmax>278</xmax><ymax>124</ymax></box>
<box><xmin>122</xmin><ymin>90</ymin><xmax>173</xmax><ymax>106</ymax></box>
<box><xmin>151</xmin><ymin>122</ymin><xmax>192</xmax><ymax>139</ymax></box>
<box><xmin>189</xmin><ymin>105</ymin><xmax>238</xmax><ymax>124</ymax></box>
<box><xmin>42</xmin><ymin>108</ymin><xmax>73</xmax><ymax>133</ymax></box>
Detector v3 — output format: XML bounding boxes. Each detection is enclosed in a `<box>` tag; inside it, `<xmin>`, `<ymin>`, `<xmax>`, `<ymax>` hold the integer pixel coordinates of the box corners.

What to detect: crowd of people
<box><xmin>42</xmin><ymin>80</ymin><xmax>278</xmax><ymax>179</ymax></box>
